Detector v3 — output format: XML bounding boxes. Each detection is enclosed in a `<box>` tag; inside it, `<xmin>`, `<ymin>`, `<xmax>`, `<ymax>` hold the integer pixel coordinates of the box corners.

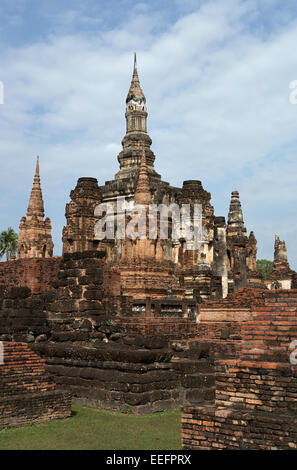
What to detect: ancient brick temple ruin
<box><xmin>12</xmin><ymin>54</ymin><xmax>295</xmax><ymax>302</ymax></box>
<box><xmin>0</xmin><ymin>55</ymin><xmax>296</xmax><ymax>449</ymax></box>
<box><xmin>265</xmin><ymin>234</ymin><xmax>296</xmax><ymax>290</ymax></box>
<box><xmin>17</xmin><ymin>156</ymin><xmax>54</xmax><ymax>260</ymax></box>
<box><xmin>60</xmin><ymin>53</ymin><xmax>268</xmax><ymax>301</ymax></box>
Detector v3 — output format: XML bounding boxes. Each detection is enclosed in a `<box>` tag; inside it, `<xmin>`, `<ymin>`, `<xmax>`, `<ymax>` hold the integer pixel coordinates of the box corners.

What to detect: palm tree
<box><xmin>0</xmin><ymin>227</ymin><xmax>18</xmax><ymax>261</ymax></box>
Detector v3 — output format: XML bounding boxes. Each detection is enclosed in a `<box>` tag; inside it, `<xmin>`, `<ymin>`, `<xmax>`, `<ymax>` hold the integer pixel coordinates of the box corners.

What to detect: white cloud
<box><xmin>0</xmin><ymin>0</ymin><xmax>297</xmax><ymax>268</ymax></box>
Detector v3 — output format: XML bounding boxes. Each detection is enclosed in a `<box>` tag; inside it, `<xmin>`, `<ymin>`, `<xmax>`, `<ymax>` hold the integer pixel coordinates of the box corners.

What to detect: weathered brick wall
<box><xmin>0</xmin><ymin>286</ymin><xmax>217</xmax><ymax>414</ymax></box>
<box><xmin>0</xmin><ymin>257</ymin><xmax>61</xmax><ymax>293</ymax></box>
<box><xmin>7</xmin><ymin>263</ymin><xmax>296</xmax><ymax>423</ymax></box>
<box><xmin>181</xmin><ymin>289</ymin><xmax>297</xmax><ymax>450</ymax></box>
<box><xmin>0</xmin><ymin>342</ymin><xmax>72</xmax><ymax>428</ymax></box>
<box><xmin>0</xmin><ymin>251</ymin><xmax>199</xmax><ymax>345</ymax></box>
<box><xmin>115</xmin><ymin>260</ymin><xmax>184</xmax><ymax>299</ymax></box>
<box><xmin>196</xmin><ymin>322</ymin><xmax>242</xmax><ymax>340</ymax></box>
<box><xmin>0</xmin><ymin>251</ymin><xmax>124</xmax><ymax>344</ymax></box>
<box><xmin>262</xmin><ymin>289</ymin><xmax>297</xmax><ymax>311</ymax></box>
<box><xmin>57</xmin><ymin>251</ymin><xmax>121</xmax><ymax>299</ymax></box>
<box><xmin>32</xmin><ymin>341</ymin><xmax>215</xmax><ymax>414</ymax></box>
<box><xmin>0</xmin><ymin>286</ymin><xmax>6</xmax><ymax>308</ymax></box>
<box><xmin>0</xmin><ymin>284</ymin><xmax>125</xmax><ymax>344</ymax></box>
<box><xmin>0</xmin><ymin>250</ymin><xmax>217</xmax><ymax>415</ymax></box>
<box><xmin>240</xmin><ymin>311</ymin><xmax>297</xmax><ymax>363</ymax></box>
<box><xmin>182</xmin><ymin>406</ymin><xmax>297</xmax><ymax>450</ymax></box>
<box><xmin>196</xmin><ymin>287</ymin><xmax>265</xmax><ymax>342</ymax></box>
<box><xmin>197</xmin><ymin>306</ymin><xmax>249</xmax><ymax>341</ymax></box>
<box><xmin>182</xmin><ymin>355</ymin><xmax>297</xmax><ymax>449</ymax></box>
<box><xmin>215</xmin><ymin>360</ymin><xmax>297</xmax><ymax>414</ymax></box>
<box><xmin>114</xmin><ymin>317</ymin><xmax>198</xmax><ymax>339</ymax></box>
<box><xmin>171</xmin><ymin>338</ymin><xmax>240</xmax><ymax>361</ymax></box>
<box><xmin>0</xmin><ymin>287</ymin><xmax>52</xmax><ymax>343</ymax></box>
<box><xmin>202</xmin><ymin>287</ymin><xmax>266</xmax><ymax>309</ymax></box>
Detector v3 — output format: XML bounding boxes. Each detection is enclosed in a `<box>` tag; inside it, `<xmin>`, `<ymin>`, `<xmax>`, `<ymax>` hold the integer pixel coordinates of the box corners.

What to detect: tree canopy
<box><xmin>256</xmin><ymin>259</ymin><xmax>273</xmax><ymax>279</ymax></box>
<box><xmin>0</xmin><ymin>227</ymin><xmax>18</xmax><ymax>261</ymax></box>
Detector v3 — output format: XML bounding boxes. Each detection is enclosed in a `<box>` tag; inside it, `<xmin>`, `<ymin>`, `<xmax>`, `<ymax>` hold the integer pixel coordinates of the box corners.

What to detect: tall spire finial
<box><xmin>27</xmin><ymin>156</ymin><xmax>44</xmax><ymax>219</ymax></box>
<box><xmin>115</xmin><ymin>53</ymin><xmax>160</xmax><ymax>181</ymax></box>
<box><xmin>126</xmin><ymin>53</ymin><xmax>145</xmax><ymax>104</ymax></box>
<box><xmin>35</xmin><ymin>155</ymin><xmax>40</xmax><ymax>178</ymax></box>
<box><xmin>132</xmin><ymin>52</ymin><xmax>138</xmax><ymax>81</ymax></box>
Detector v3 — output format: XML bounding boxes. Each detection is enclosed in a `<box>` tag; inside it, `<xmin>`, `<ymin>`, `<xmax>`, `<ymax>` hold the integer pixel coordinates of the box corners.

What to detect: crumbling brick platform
<box><xmin>0</xmin><ymin>342</ymin><xmax>72</xmax><ymax>428</ymax></box>
<box><xmin>32</xmin><ymin>341</ymin><xmax>215</xmax><ymax>415</ymax></box>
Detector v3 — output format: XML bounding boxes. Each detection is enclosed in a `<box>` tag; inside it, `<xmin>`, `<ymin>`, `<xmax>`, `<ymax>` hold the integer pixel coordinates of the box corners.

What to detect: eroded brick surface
<box><xmin>181</xmin><ymin>289</ymin><xmax>297</xmax><ymax>450</ymax></box>
<box><xmin>0</xmin><ymin>342</ymin><xmax>72</xmax><ymax>428</ymax></box>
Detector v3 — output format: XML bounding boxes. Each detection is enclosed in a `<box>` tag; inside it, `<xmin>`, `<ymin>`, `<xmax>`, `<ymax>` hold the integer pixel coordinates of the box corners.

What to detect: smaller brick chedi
<box><xmin>18</xmin><ymin>156</ymin><xmax>54</xmax><ymax>259</ymax></box>
<box><xmin>62</xmin><ymin>176</ymin><xmax>102</xmax><ymax>254</ymax></box>
<box><xmin>265</xmin><ymin>234</ymin><xmax>295</xmax><ymax>289</ymax></box>
<box><xmin>226</xmin><ymin>190</ymin><xmax>262</xmax><ymax>292</ymax></box>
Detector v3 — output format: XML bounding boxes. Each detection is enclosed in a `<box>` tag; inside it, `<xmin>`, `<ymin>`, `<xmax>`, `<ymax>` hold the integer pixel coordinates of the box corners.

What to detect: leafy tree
<box><xmin>256</xmin><ymin>259</ymin><xmax>273</xmax><ymax>279</ymax></box>
<box><xmin>0</xmin><ymin>227</ymin><xmax>18</xmax><ymax>261</ymax></box>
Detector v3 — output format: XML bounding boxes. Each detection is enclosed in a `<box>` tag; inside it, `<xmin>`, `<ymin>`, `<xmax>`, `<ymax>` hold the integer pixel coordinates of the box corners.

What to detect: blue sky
<box><xmin>1</xmin><ymin>0</ymin><xmax>297</xmax><ymax>268</ymax></box>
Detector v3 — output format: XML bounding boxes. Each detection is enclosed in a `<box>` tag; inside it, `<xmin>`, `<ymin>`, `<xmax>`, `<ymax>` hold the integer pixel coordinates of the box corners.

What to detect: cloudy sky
<box><xmin>0</xmin><ymin>0</ymin><xmax>297</xmax><ymax>267</ymax></box>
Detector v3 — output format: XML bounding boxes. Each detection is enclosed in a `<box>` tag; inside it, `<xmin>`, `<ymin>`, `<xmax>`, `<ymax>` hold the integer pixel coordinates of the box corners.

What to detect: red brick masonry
<box><xmin>182</xmin><ymin>405</ymin><xmax>297</xmax><ymax>450</ymax></box>
<box><xmin>181</xmin><ymin>289</ymin><xmax>297</xmax><ymax>450</ymax></box>
<box><xmin>0</xmin><ymin>257</ymin><xmax>61</xmax><ymax>293</ymax></box>
<box><xmin>0</xmin><ymin>342</ymin><xmax>72</xmax><ymax>428</ymax></box>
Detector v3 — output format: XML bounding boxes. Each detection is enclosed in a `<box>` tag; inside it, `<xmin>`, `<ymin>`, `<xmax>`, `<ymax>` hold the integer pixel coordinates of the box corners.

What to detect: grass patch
<box><xmin>0</xmin><ymin>403</ymin><xmax>182</xmax><ymax>450</ymax></box>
